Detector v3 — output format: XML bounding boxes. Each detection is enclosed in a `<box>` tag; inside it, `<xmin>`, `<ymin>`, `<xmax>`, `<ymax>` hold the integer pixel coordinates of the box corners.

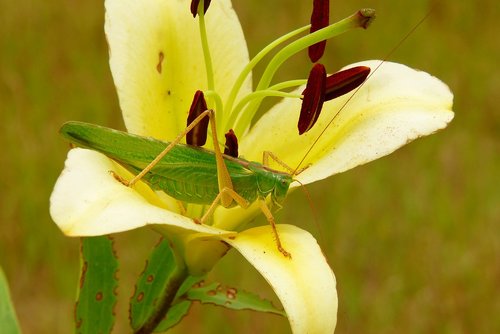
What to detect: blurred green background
<box><xmin>1</xmin><ymin>0</ymin><xmax>498</xmax><ymax>333</ymax></box>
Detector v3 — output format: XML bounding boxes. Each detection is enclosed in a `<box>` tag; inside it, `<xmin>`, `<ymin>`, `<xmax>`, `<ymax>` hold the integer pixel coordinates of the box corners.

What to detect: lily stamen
<box><xmin>309</xmin><ymin>0</ymin><xmax>330</xmax><ymax>62</ymax></box>
<box><xmin>298</xmin><ymin>63</ymin><xmax>327</xmax><ymax>134</ymax></box>
<box><xmin>233</xmin><ymin>9</ymin><xmax>376</xmax><ymax>136</ymax></box>
<box><xmin>325</xmin><ymin>65</ymin><xmax>371</xmax><ymax>100</ymax></box>
<box><xmin>224</xmin><ymin>129</ymin><xmax>239</xmax><ymax>158</ymax></box>
<box><xmin>227</xmin><ymin>90</ymin><xmax>303</xmax><ymax>128</ymax></box>
<box><xmin>186</xmin><ymin>90</ymin><xmax>209</xmax><ymax>146</ymax></box>
<box><xmin>190</xmin><ymin>0</ymin><xmax>211</xmax><ymax>17</ymax></box>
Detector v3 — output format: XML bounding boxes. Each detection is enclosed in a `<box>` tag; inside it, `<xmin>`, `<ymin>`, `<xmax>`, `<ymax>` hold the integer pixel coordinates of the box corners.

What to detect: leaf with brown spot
<box><xmin>75</xmin><ymin>236</ymin><xmax>118</xmax><ymax>334</ymax></box>
<box><xmin>185</xmin><ymin>282</ymin><xmax>285</xmax><ymax>316</ymax></box>
<box><xmin>130</xmin><ymin>238</ymin><xmax>194</xmax><ymax>331</ymax></box>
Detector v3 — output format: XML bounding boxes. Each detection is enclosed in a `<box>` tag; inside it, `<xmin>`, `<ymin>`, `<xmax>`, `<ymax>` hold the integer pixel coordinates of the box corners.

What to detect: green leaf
<box><xmin>0</xmin><ymin>267</ymin><xmax>21</xmax><ymax>334</ymax></box>
<box><xmin>153</xmin><ymin>275</ymin><xmax>205</xmax><ymax>331</ymax></box>
<box><xmin>154</xmin><ymin>299</ymin><xmax>191</xmax><ymax>332</ymax></box>
<box><xmin>75</xmin><ymin>236</ymin><xmax>119</xmax><ymax>334</ymax></box>
<box><xmin>186</xmin><ymin>281</ymin><xmax>285</xmax><ymax>316</ymax></box>
<box><xmin>130</xmin><ymin>238</ymin><xmax>191</xmax><ymax>331</ymax></box>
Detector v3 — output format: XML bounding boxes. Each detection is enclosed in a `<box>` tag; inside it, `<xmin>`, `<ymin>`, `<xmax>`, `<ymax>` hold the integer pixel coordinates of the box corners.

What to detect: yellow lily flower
<box><xmin>50</xmin><ymin>0</ymin><xmax>453</xmax><ymax>333</ymax></box>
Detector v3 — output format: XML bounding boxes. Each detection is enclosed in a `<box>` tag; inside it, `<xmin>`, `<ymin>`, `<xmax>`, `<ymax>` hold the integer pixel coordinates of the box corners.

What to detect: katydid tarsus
<box><xmin>60</xmin><ymin>7</ymin><xmax>432</xmax><ymax>259</ymax></box>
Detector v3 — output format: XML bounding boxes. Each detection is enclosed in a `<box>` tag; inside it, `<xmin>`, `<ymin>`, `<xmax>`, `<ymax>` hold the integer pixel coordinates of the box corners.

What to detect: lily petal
<box><xmin>240</xmin><ymin>60</ymin><xmax>454</xmax><ymax>185</ymax></box>
<box><xmin>105</xmin><ymin>0</ymin><xmax>251</xmax><ymax>140</ymax></box>
<box><xmin>225</xmin><ymin>224</ymin><xmax>337</xmax><ymax>334</ymax></box>
<box><xmin>49</xmin><ymin>148</ymin><xmax>232</xmax><ymax>237</ymax></box>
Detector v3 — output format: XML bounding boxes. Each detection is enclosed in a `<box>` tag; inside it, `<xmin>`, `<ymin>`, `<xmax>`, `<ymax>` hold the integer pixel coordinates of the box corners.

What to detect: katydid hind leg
<box><xmin>125</xmin><ymin>109</ymin><xmax>215</xmax><ymax>187</ymax></box>
<box><xmin>116</xmin><ymin>109</ymin><xmax>235</xmax><ymax>211</ymax></box>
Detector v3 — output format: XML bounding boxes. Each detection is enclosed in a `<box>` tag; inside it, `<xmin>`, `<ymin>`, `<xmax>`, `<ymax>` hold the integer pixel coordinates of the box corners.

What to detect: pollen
<box><xmin>224</xmin><ymin>129</ymin><xmax>239</xmax><ymax>157</ymax></box>
<box><xmin>186</xmin><ymin>90</ymin><xmax>209</xmax><ymax>146</ymax></box>
<box><xmin>309</xmin><ymin>0</ymin><xmax>330</xmax><ymax>62</ymax></box>
<box><xmin>190</xmin><ymin>0</ymin><xmax>212</xmax><ymax>17</ymax></box>
<box><xmin>325</xmin><ymin>66</ymin><xmax>371</xmax><ymax>101</ymax></box>
<box><xmin>298</xmin><ymin>63</ymin><xmax>327</xmax><ymax>134</ymax></box>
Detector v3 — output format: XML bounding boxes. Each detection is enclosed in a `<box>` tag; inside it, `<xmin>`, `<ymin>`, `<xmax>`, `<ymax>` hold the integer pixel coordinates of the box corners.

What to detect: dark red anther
<box><xmin>298</xmin><ymin>63</ymin><xmax>326</xmax><ymax>135</ymax></box>
<box><xmin>325</xmin><ymin>66</ymin><xmax>371</xmax><ymax>101</ymax></box>
<box><xmin>190</xmin><ymin>0</ymin><xmax>212</xmax><ymax>17</ymax></box>
<box><xmin>224</xmin><ymin>129</ymin><xmax>239</xmax><ymax>158</ymax></box>
<box><xmin>186</xmin><ymin>90</ymin><xmax>209</xmax><ymax>146</ymax></box>
<box><xmin>308</xmin><ymin>0</ymin><xmax>330</xmax><ymax>63</ymax></box>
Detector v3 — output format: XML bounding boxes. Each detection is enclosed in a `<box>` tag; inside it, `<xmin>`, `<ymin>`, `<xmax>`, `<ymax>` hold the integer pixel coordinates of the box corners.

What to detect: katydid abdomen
<box><xmin>60</xmin><ymin>121</ymin><xmax>293</xmax><ymax>207</ymax></box>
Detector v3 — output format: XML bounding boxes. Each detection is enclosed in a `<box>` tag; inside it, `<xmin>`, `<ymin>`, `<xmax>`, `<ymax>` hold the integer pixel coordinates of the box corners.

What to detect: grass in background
<box><xmin>0</xmin><ymin>0</ymin><xmax>498</xmax><ymax>333</ymax></box>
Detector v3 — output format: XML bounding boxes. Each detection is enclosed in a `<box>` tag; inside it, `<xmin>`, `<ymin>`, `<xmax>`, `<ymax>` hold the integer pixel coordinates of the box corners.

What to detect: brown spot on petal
<box><xmin>186</xmin><ymin>90</ymin><xmax>209</xmax><ymax>146</ymax></box>
<box><xmin>325</xmin><ymin>66</ymin><xmax>370</xmax><ymax>101</ymax></box>
<box><xmin>309</xmin><ymin>0</ymin><xmax>330</xmax><ymax>62</ymax></box>
<box><xmin>156</xmin><ymin>51</ymin><xmax>164</xmax><ymax>74</ymax></box>
<box><xmin>224</xmin><ymin>129</ymin><xmax>239</xmax><ymax>157</ymax></box>
<box><xmin>298</xmin><ymin>63</ymin><xmax>326</xmax><ymax>134</ymax></box>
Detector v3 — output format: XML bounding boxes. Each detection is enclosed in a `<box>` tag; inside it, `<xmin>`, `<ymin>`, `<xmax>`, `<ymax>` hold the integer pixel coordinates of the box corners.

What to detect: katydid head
<box><xmin>272</xmin><ymin>174</ymin><xmax>294</xmax><ymax>207</ymax></box>
<box><xmin>248</xmin><ymin>163</ymin><xmax>293</xmax><ymax>207</ymax></box>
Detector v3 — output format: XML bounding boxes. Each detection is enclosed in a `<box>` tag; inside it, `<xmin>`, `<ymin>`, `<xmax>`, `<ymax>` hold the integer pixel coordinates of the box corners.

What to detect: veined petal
<box><xmin>49</xmin><ymin>148</ymin><xmax>233</xmax><ymax>237</ymax></box>
<box><xmin>240</xmin><ymin>61</ymin><xmax>454</xmax><ymax>185</ymax></box>
<box><xmin>105</xmin><ymin>0</ymin><xmax>251</xmax><ymax>140</ymax></box>
<box><xmin>224</xmin><ymin>225</ymin><xmax>337</xmax><ymax>334</ymax></box>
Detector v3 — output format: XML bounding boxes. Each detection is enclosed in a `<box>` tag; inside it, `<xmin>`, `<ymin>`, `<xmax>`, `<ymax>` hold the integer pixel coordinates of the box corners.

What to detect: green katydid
<box><xmin>60</xmin><ymin>109</ymin><xmax>297</xmax><ymax>258</ymax></box>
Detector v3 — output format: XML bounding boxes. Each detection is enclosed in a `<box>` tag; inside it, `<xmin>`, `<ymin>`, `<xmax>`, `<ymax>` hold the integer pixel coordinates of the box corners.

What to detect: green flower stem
<box><xmin>235</xmin><ymin>9</ymin><xmax>376</xmax><ymax>135</ymax></box>
<box><xmin>268</xmin><ymin>79</ymin><xmax>308</xmax><ymax>92</ymax></box>
<box><xmin>227</xmin><ymin>90</ymin><xmax>303</xmax><ymax>129</ymax></box>
<box><xmin>204</xmin><ymin>90</ymin><xmax>224</xmax><ymax>136</ymax></box>
<box><xmin>198</xmin><ymin>3</ymin><xmax>215</xmax><ymax>93</ymax></box>
<box><xmin>135</xmin><ymin>252</ymin><xmax>188</xmax><ymax>334</ymax></box>
<box><xmin>223</xmin><ymin>25</ymin><xmax>310</xmax><ymax>129</ymax></box>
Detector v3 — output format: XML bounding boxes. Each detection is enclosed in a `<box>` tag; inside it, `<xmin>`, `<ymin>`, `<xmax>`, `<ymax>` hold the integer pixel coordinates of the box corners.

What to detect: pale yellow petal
<box><xmin>240</xmin><ymin>61</ymin><xmax>454</xmax><ymax>185</ymax></box>
<box><xmin>183</xmin><ymin>237</ymin><xmax>231</xmax><ymax>276</ymax></box>
<box><xmin>212</xmin><ymin>199</ymin><xmax>261</xmax><ymax>231</ymax></box>
<box><xmin>224</xmin><ymin>225</ymin><xmax>337</xmax><ymax>334</ymax></box>
<box><xmin>105</xmin><ymin>0</ymin><xmax>251</xmax><ymax>140</ymax></box>
<box><xmin>49</xmin><ymin>148</ymin><xmax>232</xmax><ymax>237</ymax></box>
